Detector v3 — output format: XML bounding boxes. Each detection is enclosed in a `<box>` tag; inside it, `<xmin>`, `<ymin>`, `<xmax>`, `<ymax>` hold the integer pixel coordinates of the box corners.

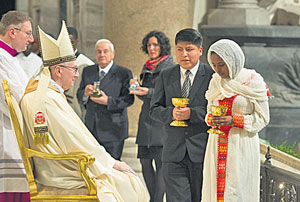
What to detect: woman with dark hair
<box><xmin>130</xmin><ymin>30</ymin><xmax>175</xmax><ymax>202</ymax></box>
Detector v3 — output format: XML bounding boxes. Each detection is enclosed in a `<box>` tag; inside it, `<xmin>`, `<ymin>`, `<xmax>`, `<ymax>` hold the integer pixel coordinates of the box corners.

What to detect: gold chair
<box><xmin>2</xmin><ymin>80</ymin><xmax>99</xmax><ymax>202</ymax></box>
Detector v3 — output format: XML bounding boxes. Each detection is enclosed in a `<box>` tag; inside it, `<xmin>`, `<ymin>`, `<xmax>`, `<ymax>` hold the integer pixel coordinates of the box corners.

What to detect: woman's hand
<box><xmin>211</xmin><ymin>115</ymin><xmax>233</xmax><ymax>127</ymax></box>
<box><xmin>129</xmin><ymin>78</ymin><xmax>136</xmax><ymax>86</ymax></box>
<box><xmin>129</xmin><ymin>86</ymin><xmax>149</xmax><ymax>95</ymax></box>
<box><xmin>113</xmin><ymin>160</ymin><xmax>137</xmax><ymax>176</ymax></box>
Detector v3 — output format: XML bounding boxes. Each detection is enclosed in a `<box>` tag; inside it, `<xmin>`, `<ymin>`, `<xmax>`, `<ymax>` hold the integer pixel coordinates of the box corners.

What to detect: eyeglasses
<box><xmin>58</xmin><ymin>65</ymin><xmax>79</xmax><ymax>74</ymax></box>
<box><xmin>14</xmin><ymin>27</ymin><xmax>33</xmax><ymax>37</ymax></box>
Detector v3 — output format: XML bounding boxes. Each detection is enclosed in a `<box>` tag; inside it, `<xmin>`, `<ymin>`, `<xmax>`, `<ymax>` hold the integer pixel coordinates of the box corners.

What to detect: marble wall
<box><xmin>201</xmin><ymin>25</ymin><xmax>300</xmax><ymax>147</ymax></box>
<box><xmin>104</xmin><ymin>0</ymin><xmax>195</xmax><ymax>135</ymax></box>
<box><xmin>201</xmin><ymin>0</ymin><xmax>300</xmax><ymax>147</ymax></box>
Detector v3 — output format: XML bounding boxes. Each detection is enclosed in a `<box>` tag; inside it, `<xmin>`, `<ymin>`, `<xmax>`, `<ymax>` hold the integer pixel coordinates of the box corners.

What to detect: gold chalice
<box><xmin>170</xmin><ymin>98</ymin><xmax>189</xmax><ymax>127</ymax></box>
<box><xmin>207</xmin><ymin>105</ymin><xmax>228</xmax><ymax>135</ymax></box>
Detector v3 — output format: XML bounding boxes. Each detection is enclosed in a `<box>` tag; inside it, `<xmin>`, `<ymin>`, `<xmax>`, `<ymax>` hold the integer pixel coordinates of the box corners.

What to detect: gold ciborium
<box><xmin>170</xmin><ymin>98</ymin><xmax>189</xmax><ymax>127</ymax></box>
<box><xmin>207</xmin><ymin>105</ymin><xmax>228</xmax><ymax>135</ymax></box>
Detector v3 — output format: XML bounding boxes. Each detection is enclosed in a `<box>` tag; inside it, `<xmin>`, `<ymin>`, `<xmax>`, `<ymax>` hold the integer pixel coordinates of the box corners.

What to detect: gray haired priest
<box><xmin>20</xmin><ymin>21</ymin><xmax>149</xmax><ymax>202</ymax></box>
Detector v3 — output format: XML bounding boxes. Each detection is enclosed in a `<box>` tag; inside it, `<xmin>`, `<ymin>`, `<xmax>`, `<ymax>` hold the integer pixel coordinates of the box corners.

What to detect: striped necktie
<box><xmin>181</xmin><ymin>70</ymin><xmax>191</xmax><ymax>98</ymax></box>
<box><xmin>99</xmin><ymin>70</ymin><xmax>106</xmax><ymax>81</ymax></box>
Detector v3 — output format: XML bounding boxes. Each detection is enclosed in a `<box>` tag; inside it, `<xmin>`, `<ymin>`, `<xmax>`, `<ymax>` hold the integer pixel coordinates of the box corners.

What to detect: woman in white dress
<box><xmin>202</xmin><ymin>39</ymin><xmax>270</xmax><ymax>202</ymax></box>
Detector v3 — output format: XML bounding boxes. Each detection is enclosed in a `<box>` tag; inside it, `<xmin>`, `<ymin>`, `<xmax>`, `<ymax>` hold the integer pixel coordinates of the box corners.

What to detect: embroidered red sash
<box><xmin>217</xmin><ymin>95</ymin><xmax>238</xmax><ymax>202</ymax></box>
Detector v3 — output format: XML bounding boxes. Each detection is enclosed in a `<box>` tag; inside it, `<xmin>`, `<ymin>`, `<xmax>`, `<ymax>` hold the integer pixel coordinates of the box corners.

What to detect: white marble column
<box><xmin>16</xmin><ymin>0</ymin><xmax>29</xmax><ymax>14</ymax></box>
<box><xmin>66</xmin><ymin>0</ymin><xmax>104</xmax><ymax>61</ymax></box>
<box><xmin>207</xmin><ymin>0</ymin><xmax>270</xmax><ymax>25</ymax></box>
<box><xmin>104</xmin><ymin>0</ymin><xmax>194</xmax><ymax>136</ymax></box>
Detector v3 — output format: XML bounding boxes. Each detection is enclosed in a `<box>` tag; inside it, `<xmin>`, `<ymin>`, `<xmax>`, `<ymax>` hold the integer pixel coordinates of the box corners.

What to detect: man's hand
<box><xmin>113</xmin><ymin>160</ymin><xmax>137</xmax><ymax>176</ymax></box>
<box><xmin>172</xmin><ymin>107</ymin><xmax>191</xmax><ymax>121</ymax></box>
<box><xmin>90</xmin><ymin>90</ymin><xmax>108</xmax><ymax>105</ymax></box>
<box><xmin>129</xmin><ymin>86</ymin><xmax>149</xmax><ymax>95</ymax></box>
<box><xmin>84</xmin><ymin>84</ymin><xmax>94</xmax><ymax>97</ymax></box>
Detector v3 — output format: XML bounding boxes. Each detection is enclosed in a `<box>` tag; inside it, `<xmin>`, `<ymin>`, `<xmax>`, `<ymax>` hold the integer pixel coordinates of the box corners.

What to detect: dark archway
<box><xmin>0</xmin><ymin>0</ymin><xmax>15</xmax><ymax>19</ymax></box>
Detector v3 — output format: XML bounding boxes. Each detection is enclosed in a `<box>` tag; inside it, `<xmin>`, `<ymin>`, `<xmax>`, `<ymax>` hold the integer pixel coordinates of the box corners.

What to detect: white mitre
<box><xmin>36</xmin><ymin>20</ymin><xmax>76</xmax><ymax>87</ymax></box>
<box><xmin>32</xmin><ymin>21</ymin><xmax>76</xmax><ymax>145</ymax></box>
<box><xmin>38</xmin><ymin>20</ymin><xmax>75</xmax><ymax>66</ymax></box>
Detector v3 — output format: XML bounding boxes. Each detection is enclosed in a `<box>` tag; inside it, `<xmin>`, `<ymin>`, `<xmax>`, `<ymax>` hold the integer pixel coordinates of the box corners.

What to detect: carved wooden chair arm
<box><xmin>27</xmin><ymin>149</ymin><xmax>97</xmax><ymax>195</ymax></box>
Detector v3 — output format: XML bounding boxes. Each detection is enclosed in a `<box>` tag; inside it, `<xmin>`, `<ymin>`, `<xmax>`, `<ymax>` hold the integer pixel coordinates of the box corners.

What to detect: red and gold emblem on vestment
<box><xmin>34</xmin><ymin>111</ymin><xmax>49</xmax><ymax>145</ymax></box>
<box><xmin>35</xmin><ymin>112</ymin><xmax>46</xmax><ymax>124</ymax></box>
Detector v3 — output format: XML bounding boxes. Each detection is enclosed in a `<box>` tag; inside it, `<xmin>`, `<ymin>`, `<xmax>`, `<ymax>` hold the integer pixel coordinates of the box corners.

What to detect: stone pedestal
<box><xmin>208</xmin><ymin>8</ymin><xmax>270</xmax><ymax>25</ymax></box>
<box><xmin>218</xmin><ymin>0</ymin><xmax>259</xmax><ymax>8</ymax></box>
<box><xmin>208</xmin><ymin>0</ymin><xmax>271</xmax><ymax>25</ymax></box>
<box><xmin>200</xmin><ymin>25</ymin><xmax>300</xmax><ymax>147</ymax></box>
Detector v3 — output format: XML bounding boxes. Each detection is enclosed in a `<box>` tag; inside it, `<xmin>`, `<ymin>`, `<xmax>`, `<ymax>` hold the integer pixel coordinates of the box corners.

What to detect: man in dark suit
<box><xmin>77</xmin><ymin>39</ymin><xmax>134</xmax><ymax>160</ymax></box>
<box><xmin>150</xmin><ymin>28</ymin><xmax>214</xmax><ymax>202</ymax></box>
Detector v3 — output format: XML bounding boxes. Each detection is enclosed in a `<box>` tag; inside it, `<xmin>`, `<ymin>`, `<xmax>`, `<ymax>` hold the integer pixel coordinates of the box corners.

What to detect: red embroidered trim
<box><xmin>207</xmin><ymin>114</ymin><xmax>213</xmax><ymax>126</ymax></box>
<box><xmin>266</xmin><ymin>84</ymin><xmax>272</xmax><ymax>97</ymax></box>
<box><xmin>233</xmin><ymin>115</ymin><xmax>244</xmax><ymax>128</ymax></box>
<box><xmin>216</xmin><ymin>95</ymin><xmax>238</xmax><ymax>202</ymax></box>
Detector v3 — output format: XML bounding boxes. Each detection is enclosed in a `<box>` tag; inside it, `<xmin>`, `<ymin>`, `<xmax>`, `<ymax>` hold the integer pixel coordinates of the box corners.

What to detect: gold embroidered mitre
<box><xmin>38</xmin><ymin>21</ymin><xmax>75</xmax><ymax>66</ymax></box>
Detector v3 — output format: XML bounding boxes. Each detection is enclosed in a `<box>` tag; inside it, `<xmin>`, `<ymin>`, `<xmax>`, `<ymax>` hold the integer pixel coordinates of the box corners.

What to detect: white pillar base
<box><xmin>207</xmin><ymin>8</ymin><xmax>271</xmax><ymax>25</ymax></box>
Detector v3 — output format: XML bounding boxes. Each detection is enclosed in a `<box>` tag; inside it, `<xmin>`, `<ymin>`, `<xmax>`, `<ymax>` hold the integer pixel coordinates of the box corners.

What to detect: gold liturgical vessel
<box><xmin>170</xmin><ymin>98</ymin><xmax>189</xmax><ymax>127</ymax></box>
<box><xmin>207</xmin><ymin>105</ymin><xmax>228</xmax><ymax>135</ymax></box>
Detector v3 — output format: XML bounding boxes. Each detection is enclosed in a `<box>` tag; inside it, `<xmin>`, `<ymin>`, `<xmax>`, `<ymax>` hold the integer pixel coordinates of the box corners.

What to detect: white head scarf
<box><xmin>208</xmin><ymin>39</ymin><xmax>245</xmax><ymax>80</ymax></box>
<box><xmin>206</xmin><ymin>39</ymin><xmax>268</xmax><ymax>102</ymax></box>
<box><xmin>205</xmin><ymin>39</ymin><xmax>268</xmax><ymax>119</ymax></box>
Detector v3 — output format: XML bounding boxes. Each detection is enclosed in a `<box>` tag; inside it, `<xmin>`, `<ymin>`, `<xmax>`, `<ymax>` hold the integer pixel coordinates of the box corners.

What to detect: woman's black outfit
<box><xmin>136</xmin><ymin>55</ymin><xmax>175</xmax><ymax>202</ymax></box>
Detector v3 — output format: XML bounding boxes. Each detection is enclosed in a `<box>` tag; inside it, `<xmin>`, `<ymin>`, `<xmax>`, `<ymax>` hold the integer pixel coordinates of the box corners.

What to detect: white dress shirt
<box><xmin>180</xmin><ymin>60</ymin><xmax>199</xmax><ymax>87</ymax></box>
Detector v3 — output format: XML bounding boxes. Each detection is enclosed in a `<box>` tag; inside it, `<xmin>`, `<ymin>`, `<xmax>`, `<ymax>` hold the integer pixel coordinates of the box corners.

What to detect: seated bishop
<box><xmin>19</xmin><ymin>21</ymin><xmax>149</xmax><ymax>202</ymax></box>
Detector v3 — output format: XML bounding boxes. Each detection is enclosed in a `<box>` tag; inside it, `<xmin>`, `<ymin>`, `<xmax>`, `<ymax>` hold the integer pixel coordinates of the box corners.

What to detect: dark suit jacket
<box><xmin>149</xmin><ymin>62</ymin><xmax>214</xmax><ymax>163</ymax></box>
<box><xmin>136</xmin><ymin>56</ymin><xmax>175</xmax><ymax>146</ymax></box>
<box><xmin>77</xmin><ymin>63</ymin><xmax>134</xmax><ymax>142</ymax></box>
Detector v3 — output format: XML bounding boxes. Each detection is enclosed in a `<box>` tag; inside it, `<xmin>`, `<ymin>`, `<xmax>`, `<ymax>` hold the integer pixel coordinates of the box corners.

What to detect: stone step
<box><xmin>122</xmin><ymin>137</ymin><xmax>166</xmax><ymax>201</ymax></box>
<box><xmin>121</xmin><ymin>137</ymin><xmax>145</xmax><ymax>187</ymax></box>
<box><xmin>121</xmin><ymin>147</ymin><xmax>138</xmax><ymax>158</ymax></box>
<box><xmin>121</xmin><ymin>137</ymin><xmax>142</xmax><ymax>173</ymax></box>
<box><xmin>121</xmin><ymin>157</ymin><xmax>142</xmax><ymax>172</ymax></box>
<box><xmin>124</xmin><ymin>137</ymin><xmax>137</xmax><ymax>147</ymax></box>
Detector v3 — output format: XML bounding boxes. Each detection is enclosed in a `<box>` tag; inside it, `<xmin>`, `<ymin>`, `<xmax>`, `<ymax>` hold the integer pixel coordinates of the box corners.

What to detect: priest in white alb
<box><xmin>0</xmin><ymin>10</ymin><xmax>34</xmax><ymax>201</ymax></box>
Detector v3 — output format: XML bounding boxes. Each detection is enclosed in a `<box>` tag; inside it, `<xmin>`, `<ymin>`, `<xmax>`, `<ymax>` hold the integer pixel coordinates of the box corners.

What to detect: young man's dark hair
<box><xmin>175</xmin><ymin>28</ymin><xmax>203</xmax><ymax>48</ymax></box>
